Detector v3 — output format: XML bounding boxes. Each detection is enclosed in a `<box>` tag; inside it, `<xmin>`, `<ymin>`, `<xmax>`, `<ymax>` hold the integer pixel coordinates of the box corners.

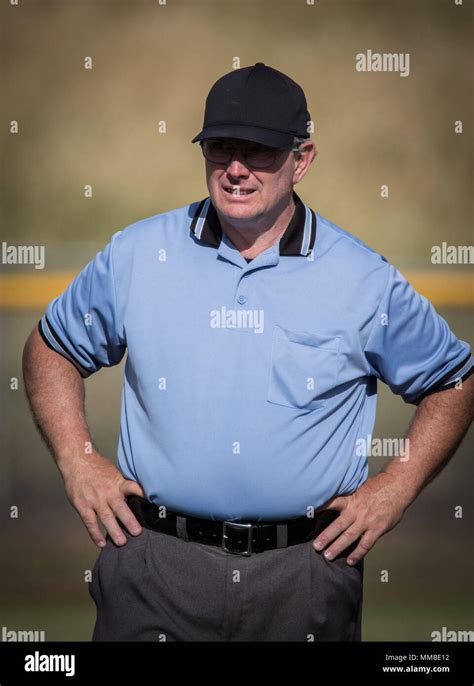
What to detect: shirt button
<box><xmin>237</xmin><ymin>295</ymin><xmax>247</xmax><ymax>305</ymax></box>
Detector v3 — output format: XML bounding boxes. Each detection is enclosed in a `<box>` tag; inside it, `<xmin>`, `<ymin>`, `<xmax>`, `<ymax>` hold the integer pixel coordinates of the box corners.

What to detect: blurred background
<box><xmin>1</xmin><ymin>0</ymin><xmax>472</xmax><ymax>641</ymax></box>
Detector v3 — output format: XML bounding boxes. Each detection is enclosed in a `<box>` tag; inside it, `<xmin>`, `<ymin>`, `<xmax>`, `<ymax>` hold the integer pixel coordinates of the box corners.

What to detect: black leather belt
<box><xmin>125</xmin><ymin>495</ymin><xmax>338</xmax><ymax>556</ymax></box>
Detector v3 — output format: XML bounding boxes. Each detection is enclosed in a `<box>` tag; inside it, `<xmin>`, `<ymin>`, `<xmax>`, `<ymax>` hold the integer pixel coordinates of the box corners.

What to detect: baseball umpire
<box><xmin>23</xmin><ymin>63</ymin><xmax>473</xmax><ymax>641</ymax></box>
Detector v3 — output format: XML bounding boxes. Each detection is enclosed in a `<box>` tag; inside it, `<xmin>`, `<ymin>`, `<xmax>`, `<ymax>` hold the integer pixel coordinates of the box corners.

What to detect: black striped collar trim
<box><xmin>190</xmin><ymin>191</ymin><xmax>316</xmax><ymax>257</ymax></box>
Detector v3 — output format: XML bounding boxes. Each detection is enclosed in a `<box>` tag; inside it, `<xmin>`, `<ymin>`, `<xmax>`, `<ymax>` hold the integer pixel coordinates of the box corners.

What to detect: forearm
<box><xmin>23</xmin><ymin>326</ymin><xmax>143</xmax><ymax>545</ymax></box>
<box><xmin>382</xmin><ymin>374</ymin><xmax>474</xmax><ymax>505</ymax></box>
<box><xmin>22</xmin><ymin>326</ymin><xmax>95</xmax><ymax>471</ymax></box>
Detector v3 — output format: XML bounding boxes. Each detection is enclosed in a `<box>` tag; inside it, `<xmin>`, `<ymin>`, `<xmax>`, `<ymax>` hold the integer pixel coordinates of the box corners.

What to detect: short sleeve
<box><xmin>364</xmin><ymin>265</ymin><xmax>473</xmax><ymax>404</ymax></box>
<box><xmin>38</xmin><ymin>232</ymin><xmax>126</xmax><ymax>377</ymax></box>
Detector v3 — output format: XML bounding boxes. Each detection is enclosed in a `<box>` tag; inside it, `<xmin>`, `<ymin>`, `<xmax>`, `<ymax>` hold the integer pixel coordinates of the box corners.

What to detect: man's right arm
<box><xmin>22</xmin><ymin>325</ymin><xmax>144</xmax><ymax>547</ymax></box>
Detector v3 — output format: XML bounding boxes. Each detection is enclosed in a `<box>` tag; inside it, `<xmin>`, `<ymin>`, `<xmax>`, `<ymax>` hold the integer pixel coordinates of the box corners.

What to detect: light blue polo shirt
<box><xmin>39</xmin><ymin>192</ymin><xmax>473</xmax><ymax>521</ymax></box>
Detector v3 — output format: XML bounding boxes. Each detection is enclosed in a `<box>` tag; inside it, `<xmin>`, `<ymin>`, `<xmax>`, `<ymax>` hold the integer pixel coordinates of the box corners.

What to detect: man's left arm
<box><xmin>313</xmin><ymin>367</ymin><xmax>473</xmax><ymax>566</ymax></box>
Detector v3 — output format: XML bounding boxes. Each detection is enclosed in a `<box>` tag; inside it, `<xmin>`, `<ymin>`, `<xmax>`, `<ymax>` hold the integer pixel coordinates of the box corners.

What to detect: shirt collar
<box><xmin>190</xmin><ymin>190</ymin><xmax>316</xmax><ymax>257</ymax></box>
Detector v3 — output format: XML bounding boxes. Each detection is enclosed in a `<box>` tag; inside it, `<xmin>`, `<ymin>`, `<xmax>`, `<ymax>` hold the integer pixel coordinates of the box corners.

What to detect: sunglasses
<box><xmin>200</xmin><ymin>139</ymin><xmax>301</xmax><ymax>169</ymax></box>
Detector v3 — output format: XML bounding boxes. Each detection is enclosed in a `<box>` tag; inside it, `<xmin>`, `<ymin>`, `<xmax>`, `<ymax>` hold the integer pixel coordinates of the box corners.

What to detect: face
<box><xmin>204</xmin><ymin>137</ymin><xmax>316</xmax><ymax>227</ymax></box>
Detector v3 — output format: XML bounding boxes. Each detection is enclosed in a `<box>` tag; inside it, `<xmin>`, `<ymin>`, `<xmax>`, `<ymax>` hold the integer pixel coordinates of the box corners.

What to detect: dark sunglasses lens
<box><xmin>202</xmin><ymin>140</ymin><xmax>232</xmax><ymax>163</ymax></box>
<box><xmin>202</xmin><ymin>140</ymin><xmax>277</xmax><ymax>168</ymax></box>
<box><xmin>246</xmin><ymin>146</ymin><xmax>275</xmax><ymax>168</ymax></box>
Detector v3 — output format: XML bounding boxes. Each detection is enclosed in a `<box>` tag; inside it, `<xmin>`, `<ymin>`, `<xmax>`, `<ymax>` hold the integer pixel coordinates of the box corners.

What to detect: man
<box><xmin>23</xmin><ymin>63</ymin><xmax>473</xmax><ymax>641</ymax></box>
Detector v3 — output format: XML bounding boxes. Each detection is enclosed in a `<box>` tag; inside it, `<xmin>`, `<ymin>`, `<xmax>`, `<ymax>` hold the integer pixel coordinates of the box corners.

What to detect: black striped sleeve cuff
<box><xmin>412</xmin><ymin>353</ymin><xmax>473</xmax><ymax>405</ymax></box>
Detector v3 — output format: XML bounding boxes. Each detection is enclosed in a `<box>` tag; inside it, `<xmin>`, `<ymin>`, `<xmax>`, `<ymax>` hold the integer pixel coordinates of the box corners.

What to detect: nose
<box><xmin>225</xmin><ymin>151</ymin><xmax>251</xmax><ymax>178</ymax></box>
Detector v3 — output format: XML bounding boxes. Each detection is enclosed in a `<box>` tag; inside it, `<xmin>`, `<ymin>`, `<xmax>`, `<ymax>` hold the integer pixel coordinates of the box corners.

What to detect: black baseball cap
<box><xmin>192</xmin><ymin>62</ymin><xmax>311</xmax><ymax>149</ymax></box>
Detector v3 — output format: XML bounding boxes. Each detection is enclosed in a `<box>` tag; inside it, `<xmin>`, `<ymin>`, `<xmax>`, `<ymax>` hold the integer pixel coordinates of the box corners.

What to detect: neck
<box><xmin>216</xmin><ymin>193</ymin><xmax>296</xmax><ymax>260</ymax></box>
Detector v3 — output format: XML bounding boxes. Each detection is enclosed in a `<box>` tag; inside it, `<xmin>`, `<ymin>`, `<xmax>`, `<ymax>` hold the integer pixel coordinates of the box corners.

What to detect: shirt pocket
<box><xmin>267</xmin><ymin>325</ymin><xmax>341</xmax><ymax>410</ymax></box>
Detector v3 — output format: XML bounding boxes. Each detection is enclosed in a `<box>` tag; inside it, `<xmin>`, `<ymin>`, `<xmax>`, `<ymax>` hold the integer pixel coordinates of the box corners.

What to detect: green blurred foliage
<box><xmin>1</xmin><ymin>0</ymin><xmax>472</xmax><ymax>642</ymax></box>
<box><xmin>1</xmin><ymin>0</ymin><xmax>473</xmax><ymax>266</ymax></box>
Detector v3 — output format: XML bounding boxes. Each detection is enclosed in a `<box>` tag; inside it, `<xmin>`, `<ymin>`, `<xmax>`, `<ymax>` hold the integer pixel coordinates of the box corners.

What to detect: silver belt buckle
<box><xmin>222</xmin><ymin>521</ymin><xmax>253</xmax><ymax>555</ymax></box>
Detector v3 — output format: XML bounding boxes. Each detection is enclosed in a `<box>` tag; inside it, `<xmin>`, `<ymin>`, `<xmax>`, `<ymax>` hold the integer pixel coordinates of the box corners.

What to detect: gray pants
<box><xmin>89</xmin><ymin>519</ymin><xmax>364</xmax><ymax>641</ymax></box>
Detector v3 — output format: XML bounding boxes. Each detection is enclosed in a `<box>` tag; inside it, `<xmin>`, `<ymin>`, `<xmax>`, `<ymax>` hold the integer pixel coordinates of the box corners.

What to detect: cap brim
<box><xmin>191</xmin><ymin>124</ymin><xmax>293</xmax><ymax>148</ymax></box>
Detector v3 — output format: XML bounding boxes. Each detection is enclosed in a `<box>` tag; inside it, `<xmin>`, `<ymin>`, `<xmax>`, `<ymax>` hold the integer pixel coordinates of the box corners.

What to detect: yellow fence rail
<box><xmin>0</xmin><ymin>271</ymin><xmax>473</xmax><ymax>309</ymax></box>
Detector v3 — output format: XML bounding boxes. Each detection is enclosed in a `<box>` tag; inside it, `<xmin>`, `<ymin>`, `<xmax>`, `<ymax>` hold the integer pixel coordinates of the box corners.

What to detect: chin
<box><xmin>221</xmin><ymin>202</ymin><xmax>257</xmax><ymax>219</ymax></box>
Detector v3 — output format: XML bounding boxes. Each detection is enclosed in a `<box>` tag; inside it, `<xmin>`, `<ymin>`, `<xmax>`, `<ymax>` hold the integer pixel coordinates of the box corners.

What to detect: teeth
<box><xmin>224</xmin><ymin>187</ymin><xmax>253</xmax><ymax>195</ymax></box>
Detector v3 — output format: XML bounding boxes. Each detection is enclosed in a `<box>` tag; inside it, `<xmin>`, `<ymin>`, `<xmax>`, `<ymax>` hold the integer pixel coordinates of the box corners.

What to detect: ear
<box><xmin>293</xmin><ymin>141</ymin><xmax>316</xmax><ymax>183</ymax></box>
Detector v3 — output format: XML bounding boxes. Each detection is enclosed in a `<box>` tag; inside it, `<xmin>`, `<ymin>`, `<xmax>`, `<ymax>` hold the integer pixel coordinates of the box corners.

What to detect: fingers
<box><xmin>313</xmin><ymin>512</ymin><xmax>356</xmax><ymax>552</ymax></box>
<box><xmin>345</xmin><ymin>534</ymin><xmax>377</xmax><ymax>566</ymax></box>
<box><xmin>96</xmin><ymin>504</ymin><xmax>129</xmax><ymax>546</ymax></box>
<box><xmin>78</xmin><ymin>497</ymin><xmax>143</xmax><ymax>548</ymax></box>
<box><xmin>110</xmin><ymin>497</ymin><xmax>143</xmax><ymax>538</ymax></box>
<box><xmin>80</xmin><ymin>507</ymin><xmax>108</xmax><ymax>548</ymax></box>
<box><xmin>312</xmin><ymin>476</ymin><xmax>405</xmax><ymax>564</ymax></box>
<box><xmin>120</xmin><ymin>479</ymin><xmax>145</xmax><ymax>498</ymax></box>
<box><xmin>313</xmin><ymin>515</ymin><xmax>383</xmax><ymax>565</ymax></box>
<box><xmin>315</xmin><ymin>525</ymin><xmax>365</xmax><ymax>562</ymax></box>
<box><xmin>64</xmin><ymin>453</ymin><xmax>146</xmax><ymax>547</ymax></box>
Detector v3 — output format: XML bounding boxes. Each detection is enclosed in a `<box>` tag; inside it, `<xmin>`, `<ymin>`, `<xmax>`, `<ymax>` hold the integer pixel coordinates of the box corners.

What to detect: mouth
<box><xmin>222</xmin><ymin>185</ymin><xmax>256</xmax><ymax>196</ymax></box>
